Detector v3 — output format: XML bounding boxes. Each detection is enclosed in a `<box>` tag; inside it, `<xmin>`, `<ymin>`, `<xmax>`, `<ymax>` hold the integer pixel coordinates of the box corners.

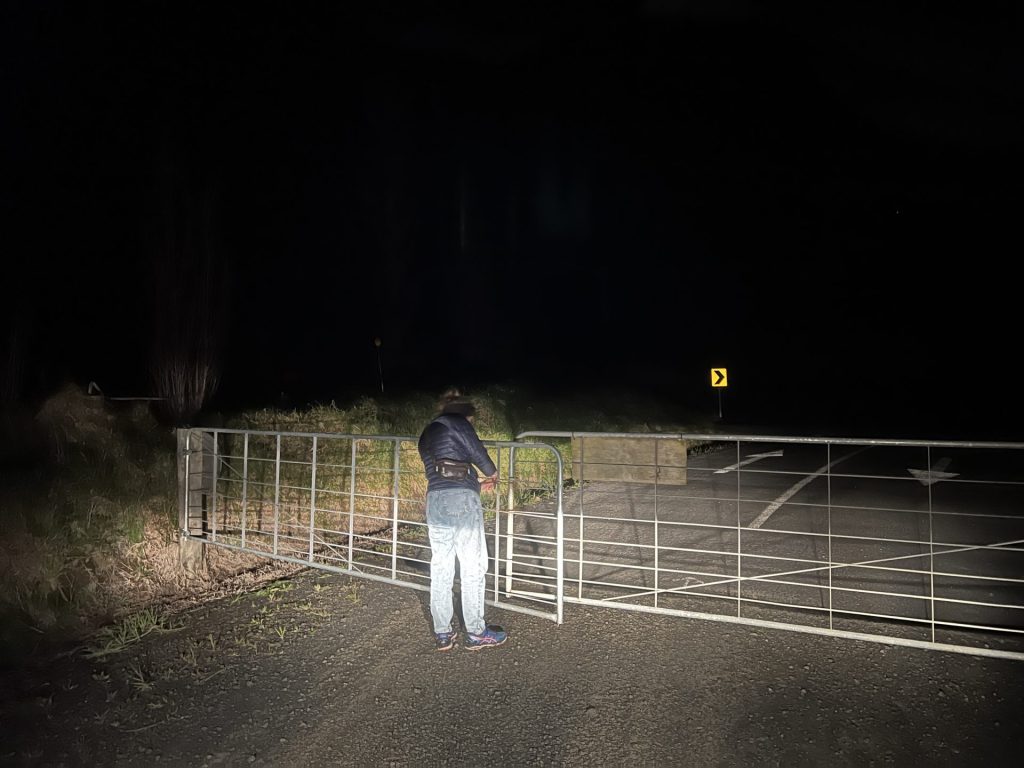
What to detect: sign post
<box><xmin>374</xmin><ymin>337</ymin><xmax>384</xmax><ymax>393</ymax></box>
<box><xmin>710</xmin><ymin>368</ymin><xmax>728</xmax><ymax>419</ymax></box>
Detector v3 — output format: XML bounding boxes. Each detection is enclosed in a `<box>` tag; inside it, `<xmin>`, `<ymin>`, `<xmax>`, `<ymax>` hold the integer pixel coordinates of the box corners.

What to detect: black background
<box><xmin>3</xmin><ymin>1</ymin><xmax>1021</xmax><ymax>438</ymax></box>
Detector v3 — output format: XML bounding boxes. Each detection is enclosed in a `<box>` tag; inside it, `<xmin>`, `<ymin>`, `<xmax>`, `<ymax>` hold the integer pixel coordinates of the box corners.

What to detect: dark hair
<box><xmin>441</xmin><ymin>401</ymin><xmax>476</xmax><ymax>418</ymax></box>
<box><xmin>438</xmin><ymin>387</ymin><xmax>476</xmax><ymax>418</ymax></box>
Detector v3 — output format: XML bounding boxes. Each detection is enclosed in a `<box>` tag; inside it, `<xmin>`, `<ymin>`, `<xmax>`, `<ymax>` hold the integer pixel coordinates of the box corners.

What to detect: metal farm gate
<box><xmin>178</xmin><ymin>428</ymin><xmax>565</xmax><ymax>623</ymax></box>
<box><xmin>179</xmin><ymin>428</ymin><xmax>1024</xmax><ymax>661</ymax></box>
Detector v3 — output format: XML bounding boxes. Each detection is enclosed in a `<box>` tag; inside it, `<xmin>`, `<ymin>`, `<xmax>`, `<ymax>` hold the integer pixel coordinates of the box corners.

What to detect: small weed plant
<box><xmin>85</xmin><ymin>607</ymin><xmax>182</xmax><ymax>659</ymax></box>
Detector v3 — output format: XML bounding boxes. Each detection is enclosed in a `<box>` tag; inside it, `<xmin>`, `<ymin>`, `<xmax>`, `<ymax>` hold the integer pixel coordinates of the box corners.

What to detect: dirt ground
<box><xmin>3</xmin><ymin>564</ymin><xmax>1024</xmax><ymax>767</ymax></box>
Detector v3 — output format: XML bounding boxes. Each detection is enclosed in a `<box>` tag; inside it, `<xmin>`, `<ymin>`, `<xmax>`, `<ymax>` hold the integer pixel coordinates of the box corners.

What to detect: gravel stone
<box><xmin>2</xmin><ymin>571</ymin><xmax>1022</xmax><ymax>766</ymax></box>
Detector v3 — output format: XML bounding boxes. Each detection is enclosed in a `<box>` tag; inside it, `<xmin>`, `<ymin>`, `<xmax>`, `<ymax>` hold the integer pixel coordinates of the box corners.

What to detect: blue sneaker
<box><xmin>435</xmin><ymin>631</ymin><xmax>457</xmax><ymax>652</ymax></box>
<box><xmin>464</xmin><ymin>625</ymin><xmax>507</xmax><ymax>651</ymax></box>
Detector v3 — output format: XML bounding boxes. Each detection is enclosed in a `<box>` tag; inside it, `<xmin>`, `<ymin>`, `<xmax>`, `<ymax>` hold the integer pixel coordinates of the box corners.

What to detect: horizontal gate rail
<box><xmin>180</xmin><ymin>428</ymin><xmax>564</xmax><ymax>624</ymax></box>
<box><xmin>180</xmin><ymin>427</ymin><xmax>1024</xmax><ymax>659</ymax></box>
<box><xmin>518</xmin><ymin>430</ymin><xmax>1024</xmax><ymax>661</ymax></box>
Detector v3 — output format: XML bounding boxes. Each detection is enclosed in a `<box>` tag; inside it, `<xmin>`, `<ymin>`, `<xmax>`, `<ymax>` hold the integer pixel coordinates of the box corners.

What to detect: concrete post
<box><xmin>177</xmin><ymin>428</ymin><xmax>210</xmax><ymax>577</ymax></box>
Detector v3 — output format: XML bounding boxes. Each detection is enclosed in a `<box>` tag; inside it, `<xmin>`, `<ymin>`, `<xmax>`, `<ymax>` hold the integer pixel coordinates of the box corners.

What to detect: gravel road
<box><xmin>3</xmin><ymin>568</ymin><xmax>1022</xmax><ymax>767</ymax></box>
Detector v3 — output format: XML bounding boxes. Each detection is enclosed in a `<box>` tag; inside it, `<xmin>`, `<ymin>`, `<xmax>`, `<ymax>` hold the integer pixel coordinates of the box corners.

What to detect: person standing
<box><xmin>418</xmin><ymin>389</ymin><xmax>507</xmax><ymax>651</ymax></box>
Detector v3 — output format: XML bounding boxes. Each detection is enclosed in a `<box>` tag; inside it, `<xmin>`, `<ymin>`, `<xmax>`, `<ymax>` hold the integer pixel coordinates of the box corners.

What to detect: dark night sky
<box><xmin>3</xmin><ymin>1</ymin><xmax>1022</xmax><ymax>438</ymax></box>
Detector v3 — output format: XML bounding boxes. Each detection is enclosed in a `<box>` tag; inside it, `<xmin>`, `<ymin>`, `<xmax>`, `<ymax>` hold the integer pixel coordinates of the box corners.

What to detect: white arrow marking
<box><xmin>714</xmin><ymin>450</ymin><xmax>784</xmax><ymax>474</ymax></box>
<box><xmin>748</xmin><ymin>447</ymin><xmax>868</xmax><ymax>530</ymax></box>
<box><xmin>907</xmin><ymin>457</ymin><xmax>958</xmax><ymax>486</ymax></box>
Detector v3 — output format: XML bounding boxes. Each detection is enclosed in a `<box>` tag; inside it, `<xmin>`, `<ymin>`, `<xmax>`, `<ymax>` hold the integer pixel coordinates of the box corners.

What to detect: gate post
<box><xmin>178</xmin><ymin>428</ymin><xmax>211</xmax><ymax>577</ymax></box>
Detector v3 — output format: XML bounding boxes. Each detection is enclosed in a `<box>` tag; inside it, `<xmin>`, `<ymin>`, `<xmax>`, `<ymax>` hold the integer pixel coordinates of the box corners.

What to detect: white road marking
<box><xmin>714</xmin><ymin>449</ymin><xmax>784</xmax><ymax>474</ymax></box>
<box><xmin>907</xmin><ymin>456</ymin><xmax>958</xmax><ymax>486</ymax></box>
<box><xmin>747</xmin><ymin>447</ymin><xmax>868</xmax><ymax>530</ymax></box>
<box><xmin>620</xmin><ymin>535</ymin><xmax>1024</xmax><ymax>602</ymax></box>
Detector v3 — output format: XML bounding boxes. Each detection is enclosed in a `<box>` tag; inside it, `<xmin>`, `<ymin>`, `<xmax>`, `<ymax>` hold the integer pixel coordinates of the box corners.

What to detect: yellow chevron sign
<box><xmin>710</xmin><ymin>368</ymin><xmax>728</xmax><ymax>388</ymax></box>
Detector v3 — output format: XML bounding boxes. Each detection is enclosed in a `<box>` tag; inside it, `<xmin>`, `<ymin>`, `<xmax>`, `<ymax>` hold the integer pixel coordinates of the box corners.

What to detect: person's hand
<box><xmin>480</xmin><ymin>473</ymin><xmax>498</xmax><ymax>492</ymax></box>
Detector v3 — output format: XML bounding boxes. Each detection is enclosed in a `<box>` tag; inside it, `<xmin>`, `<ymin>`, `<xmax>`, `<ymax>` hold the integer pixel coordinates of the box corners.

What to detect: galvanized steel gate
<box><xmin>178</xmin><ymin>428</ymin><xmax>565</xmax><ymax>623</ymax></box>
<box><xmin>179</xmin><ymin>428</ymin><xmax>1024</xmax><ymax>660</ymax></box>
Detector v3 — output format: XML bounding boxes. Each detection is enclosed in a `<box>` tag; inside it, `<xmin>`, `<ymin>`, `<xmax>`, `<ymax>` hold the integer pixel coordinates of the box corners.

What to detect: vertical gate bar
<box><xmin>309</xmin><ymin>436</ymin><xmax>318</xmax><ymax>563</ymax></box>
<box><xmin>348</xmin><ymin>439</ymin><xmax>357</xmax><ymax>570</ymax></box>
<box><xmin>181</xmin><ymin>430</ymin><xmax>191</xmax><ymax>537</ymax></box>
<box><xmin>735</xmin><ymin>439</ymin><xmax>742</xmax><ymax>617</ymax></box>
<box><xmin>504</xmin><ymin>446</ymin><xmax>516</xmax><ymax>595</ymax></box>
<box><xmin>928</xmin><ymin>444</ymin><xmax>936</xmax><ymax>643</ymax></box>
<box><xmin>654</xmin><ymin>439</ymin><xmax>660</xmax><ymax>609</ymax></box>
<box><xmin>491</xmin><ymin>449</ymin><xmax>503</xmax><ymax>605</ymax></box>
<box><xmin>578</xmin><ymin>437</ymin><xmax>585</xmax><ymax>600</ymax></box>
<box><xmin>241</xmin><ymin>433</ymin><xmax>249</xmax><ymax>549</ymax></box>
<box><xmin>390</xmin><ymin>440</ymin><xmax>400</xmax><ymax>579</ymax></box>
<box><xmin>555</xmin><ymin>446</ymin><xmax>564</xmax><ymax>624</ymax></box>
<box><xmin>827</xmin><ymin>442</ymin><xmax>833</xmax><ymax>630</ymax></box>
<box><xmin>211</xmin><ymin>431</ymin><xmax>219</xmax><ymax>543</ymax></box>
<box><xmin>273</xmin><ymin>434</ymin><xmax>281</xmax><ymax>556</ymax></box>
<box><xmin>823</xmin><ymin>442</ymin><xmax>831</xmax><ymax>626</ymax></box>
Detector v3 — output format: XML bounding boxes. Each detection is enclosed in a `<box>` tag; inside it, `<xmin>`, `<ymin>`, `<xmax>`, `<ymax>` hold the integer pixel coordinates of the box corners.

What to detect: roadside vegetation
<box><xmin>0</xmin><ymin>381</ymin><xmax>707</xmax><ymax>662</ymax></box>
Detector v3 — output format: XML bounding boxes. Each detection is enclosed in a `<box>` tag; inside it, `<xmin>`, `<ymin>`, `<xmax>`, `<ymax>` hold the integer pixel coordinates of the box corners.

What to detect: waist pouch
<box><xmin>436</xmin><ymin>458</ymin><xmax>471</xmax><ymax>480</ymax></box>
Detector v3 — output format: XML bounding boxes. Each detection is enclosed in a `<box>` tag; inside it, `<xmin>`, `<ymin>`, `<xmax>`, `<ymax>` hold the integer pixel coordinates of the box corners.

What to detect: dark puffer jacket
<box><xmin>418</xmin><ymin>413</ymin><xmax>497</xmax><ymax>493</ymax></box>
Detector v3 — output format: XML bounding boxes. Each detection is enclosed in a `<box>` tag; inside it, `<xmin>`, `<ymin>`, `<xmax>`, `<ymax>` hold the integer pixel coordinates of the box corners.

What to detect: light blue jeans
<box><xmin>426</xmin><ymin>488</ymin><xmax>489</xmax><ymax>636</ymax></box>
